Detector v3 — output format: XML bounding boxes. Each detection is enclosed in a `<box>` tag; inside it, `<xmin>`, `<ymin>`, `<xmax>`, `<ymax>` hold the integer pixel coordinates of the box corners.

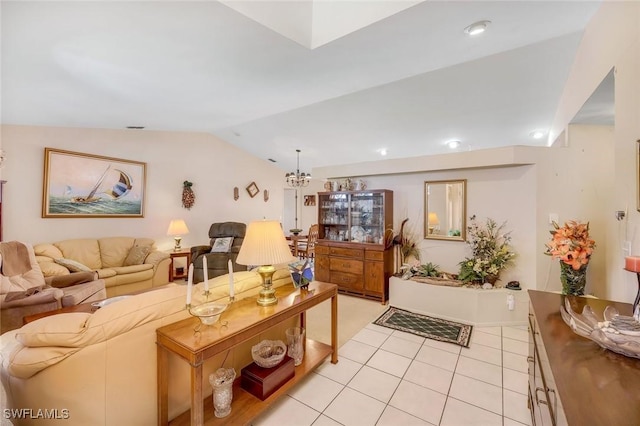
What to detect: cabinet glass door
<box><xmin>319</xmin><ymin>193</ymin><xmax>349</xmax><ymax>241</ymax></box>
<box><xmin>350</xmin><ymin>192</ymin><xmax>385</xmax><ymax>244</ymax></box>
<box><xmin>319</xmin><ymin>190</ymin><xmax>389</xmax><ymax>245</ymax></box>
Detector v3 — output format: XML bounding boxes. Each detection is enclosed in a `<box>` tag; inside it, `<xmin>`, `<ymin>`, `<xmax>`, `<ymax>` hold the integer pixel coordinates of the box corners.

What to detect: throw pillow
<box><xmin>54</xmin><ymin>258</ymin><xmax>92</xmax><ymax>273</ymax></box>
<box><xmin>123</xmin><ymin>245</ymin><xmax>151</xmax><ymax>266</ymax></box>
<box><xmin>211</xmin><ymin>237</ymin><xmax>234</xmax><ymax>253</ymax></box>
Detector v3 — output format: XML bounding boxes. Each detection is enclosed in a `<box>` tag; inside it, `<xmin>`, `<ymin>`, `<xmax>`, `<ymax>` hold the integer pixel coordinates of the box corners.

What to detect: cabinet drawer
<box><xmin>315</xmin><ymin>245</ymin><xmax>330</xmax><ymax>255</ymax></box>
<box><xmin>364</xmin><ymin>250</ymin><xmax>384</xmax><ymax>261</ymax></box>
<box><xmin>329</xmin><ymin>247</ymin><xmax>363</xmax><ymax>258</ymax></box>
<box><xmin>330</xmin><ymin>258</ymin><xmax>364</xmax><ymax>274</ymax></box>
<box><xmin>331</xmin><ymin>271</ymin><xmax>363</xmax><ymax>289</ymax></box>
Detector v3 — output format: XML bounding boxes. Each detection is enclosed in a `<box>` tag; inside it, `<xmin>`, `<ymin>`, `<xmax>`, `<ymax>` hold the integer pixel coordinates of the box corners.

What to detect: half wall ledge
<box><xmin>389</xmin><ymin>276</ymin><xmax>529</xmax><ymax>327</ymax></box>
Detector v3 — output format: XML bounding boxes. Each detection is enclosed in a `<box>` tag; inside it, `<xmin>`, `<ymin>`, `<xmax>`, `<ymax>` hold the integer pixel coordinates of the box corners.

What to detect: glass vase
<box><xmin>560</xmin><ymin>262</ymin><xmax>587</xmax><ymax>296</ymax></box>
<box><xmin>209</xmin><ymin>367</ymin><xmax>236</xmax><ymax>418</ymax></box>
<box><xmin>285</xmin><ymin>327</ymin><xmax>305</xmax><ymax>366</ymax></box>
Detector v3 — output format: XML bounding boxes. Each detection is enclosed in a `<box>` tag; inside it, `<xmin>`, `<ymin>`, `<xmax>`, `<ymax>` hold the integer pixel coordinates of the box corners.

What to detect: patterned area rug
<box><xmin>373</xmin><ymin>307</ymin><xmax>473</xmax><ymax>348</ymax></box>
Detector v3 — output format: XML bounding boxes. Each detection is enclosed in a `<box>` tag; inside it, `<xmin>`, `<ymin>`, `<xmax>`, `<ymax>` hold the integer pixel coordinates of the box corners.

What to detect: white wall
<box><xmin>549</xmin><ymin>1</ymin><xmax>640</xmax><ymax>302</ymax></box>
<box><xmin>1</xmin><ymin>125</ymin><xmax>292</xmax><ymax>250</ymax></box>
<box><xmin>329</xmin><ymin>164</ymin><xmax>538</xmax><ymax>290</ymax></box>
<box><xmin>534</xmin><ymin>124</ymin><xmax>614</xmax><ymax>297</ymax></box>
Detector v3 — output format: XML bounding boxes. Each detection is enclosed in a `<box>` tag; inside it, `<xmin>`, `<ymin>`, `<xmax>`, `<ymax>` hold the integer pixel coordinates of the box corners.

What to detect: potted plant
<box><xmin>458</xmin><ymin>215</ymin><xmax>516</xmax><ymax>286</ymax></box>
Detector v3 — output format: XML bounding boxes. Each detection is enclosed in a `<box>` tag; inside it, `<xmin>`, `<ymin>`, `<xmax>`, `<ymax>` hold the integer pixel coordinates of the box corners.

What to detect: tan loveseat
<box><xmin>33</xmin><ymin>237</ymin><xmax>171</xmax><ymax>297</ymax></box>
<box><xmin>0</xmin><ymin>268</ymin><xmax>295</xmax><ymax>425</ymax></box>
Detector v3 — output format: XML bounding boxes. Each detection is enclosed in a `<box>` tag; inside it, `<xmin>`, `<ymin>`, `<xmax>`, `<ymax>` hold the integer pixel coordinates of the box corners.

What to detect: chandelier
<box><xmin>285</xmin><ymin>149</ymin><xmax>311</xmax><ymax>187</ymax></box>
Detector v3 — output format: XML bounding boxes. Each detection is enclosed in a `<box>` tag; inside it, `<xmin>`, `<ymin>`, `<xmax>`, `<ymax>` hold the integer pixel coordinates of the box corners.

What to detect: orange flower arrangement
<box><xmin>545</xmin><ymin>221</ymin><xmax>595</xmax><ymax>270</ymax></box>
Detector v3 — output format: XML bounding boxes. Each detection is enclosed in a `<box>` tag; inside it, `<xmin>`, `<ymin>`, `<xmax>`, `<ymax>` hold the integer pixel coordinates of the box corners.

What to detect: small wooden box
<box><xmin>241</xmin><ymin>356</ymin><xmax>295</xmax><ymax>400</ymax></box>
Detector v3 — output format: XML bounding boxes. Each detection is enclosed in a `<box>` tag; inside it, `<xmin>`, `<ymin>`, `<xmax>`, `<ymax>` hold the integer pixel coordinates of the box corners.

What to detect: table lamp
<box><xmin>167</xmin><ymin>219</ymin><xmax>189</xmax><ymax>251</ymax></box>
<box><xmin>428</xmin><ymin>212</ymin><xmax>440</xmax><ymax>234</ymax></box>
<box><xmin>236</xmin><ymin>220</ymin><xmax>296</xmax><ymax>306</ymax></box>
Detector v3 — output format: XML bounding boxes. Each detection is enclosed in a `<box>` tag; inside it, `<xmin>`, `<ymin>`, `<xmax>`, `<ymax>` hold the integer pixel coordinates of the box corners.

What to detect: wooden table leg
<box><xmin>191</xmin><ymin>363</ymin><xmax>203</xmax><ymax>426</ymax></box>
<box><xmin>300</xmin><ymin>311</ymin><xmax>307</xmax><ymax>351</ymax></box>
<box><xmin>157</xmin><ymin>345</ymin><xmax>169</xmax><ymax>426</ymax></box>
<box><xmin>331</xmin><ymin>292</ymin><xmax>338</xmax><ymax>364</ymax></box>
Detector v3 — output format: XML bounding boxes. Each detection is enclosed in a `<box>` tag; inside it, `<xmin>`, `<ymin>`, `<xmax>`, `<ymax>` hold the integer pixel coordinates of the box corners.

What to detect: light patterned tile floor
<box><xmin>253</xmin><ymin>324</ymin><xmax>532</xmax><ymax>426</ymax></box>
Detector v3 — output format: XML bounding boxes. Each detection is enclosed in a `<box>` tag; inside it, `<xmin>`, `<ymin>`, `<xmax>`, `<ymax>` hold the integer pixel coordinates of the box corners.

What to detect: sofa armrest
<box><xmin>144</xmin><ymin>250</ymin><xmax>169</xmax><ymax>268</ymax></box>
<box><xmin>45</xmin><ymin>271</ymin><xmax>99</xmax><ymax>288</ymax></box>
<box><xmin>1</xmin><ymin>287</ymin><xmax>63</xmax><ymax>309</ymax></box>
<box><xmin>190</xmin><ymin>245</ymin><xmax>211</xmax><ymax>260</ymax></box>
<box><xmin>145</xmin><ymin>251</ymin><xmax>171</xmax><ymax>287</ymax></box>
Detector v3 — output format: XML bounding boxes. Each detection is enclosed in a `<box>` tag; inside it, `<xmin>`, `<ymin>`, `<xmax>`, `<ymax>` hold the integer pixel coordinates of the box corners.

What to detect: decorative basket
<box><xmin>251</xmin><ymin>340</ymin><xmax>286</xmax><ymax>368</ymax></box>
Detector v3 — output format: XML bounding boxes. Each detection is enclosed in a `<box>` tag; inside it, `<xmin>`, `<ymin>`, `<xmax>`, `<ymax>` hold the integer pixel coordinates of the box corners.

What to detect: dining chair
<box><xmin>296</xmin><ymin>224</ymin><xmax>319</xmax><ymax>259</ymax></box>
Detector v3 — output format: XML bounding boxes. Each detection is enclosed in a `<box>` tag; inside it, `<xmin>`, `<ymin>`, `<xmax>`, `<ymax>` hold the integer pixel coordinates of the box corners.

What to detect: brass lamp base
<box><xmin>256</xmin><ymin>265</ymin><xmax>278</xmax><ymax>306</ymax></box>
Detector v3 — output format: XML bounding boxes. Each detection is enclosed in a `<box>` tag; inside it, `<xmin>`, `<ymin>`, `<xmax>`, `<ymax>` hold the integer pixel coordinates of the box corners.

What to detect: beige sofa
<box><xmin>33</xmin><ymin>237</ymin><xmax>171</xmax><ymax>297</ymax></box>
<box><xmin>0</xmin><ymin>268</ymin><xmax>295</xmax><ymax>425</ymax></box>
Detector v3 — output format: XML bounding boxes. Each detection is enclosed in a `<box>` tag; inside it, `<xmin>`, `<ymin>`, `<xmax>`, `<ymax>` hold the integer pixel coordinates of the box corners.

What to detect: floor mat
<box><xmin>373</xmin><ymin>306</ymin><xmax>473</xmax><ymax>348</ymax></box>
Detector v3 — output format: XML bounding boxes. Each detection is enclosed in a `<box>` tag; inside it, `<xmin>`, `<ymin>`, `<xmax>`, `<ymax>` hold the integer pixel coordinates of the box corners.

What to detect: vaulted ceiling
<box><xmin>1</xmin><ymin>1</ymin><xmax>603</xmax><ymax>172</ymax></box>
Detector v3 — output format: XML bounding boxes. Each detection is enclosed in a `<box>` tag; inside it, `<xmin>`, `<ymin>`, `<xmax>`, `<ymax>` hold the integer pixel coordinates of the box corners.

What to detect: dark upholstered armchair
<box><xmin>190</xmin><ymin>222</ymin><xmax>248</xmax><ymax>283</ymax></box>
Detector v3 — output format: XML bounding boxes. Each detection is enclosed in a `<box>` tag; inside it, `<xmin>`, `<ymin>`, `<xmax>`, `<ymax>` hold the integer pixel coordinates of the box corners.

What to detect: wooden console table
<box><xmin>528</xmin><ymin>290</ymin><xmax>640</xmax><ymax>425</ymax></box>
<box><xmin>157</xmin><ymin>281</ymin><xmax>338</xmax><ymax>426</ymax></box>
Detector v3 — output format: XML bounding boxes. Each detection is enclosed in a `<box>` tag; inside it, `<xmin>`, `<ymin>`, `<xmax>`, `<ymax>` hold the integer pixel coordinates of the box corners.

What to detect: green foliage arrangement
<box><xmin>458</xmin><ymin>215</ymin><xmax>516</xmax><ymax>284</ymax></box>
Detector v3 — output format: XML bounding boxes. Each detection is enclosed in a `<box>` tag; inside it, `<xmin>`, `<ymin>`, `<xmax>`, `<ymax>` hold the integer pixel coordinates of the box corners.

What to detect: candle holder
<box><xmin>189</xmin><ymin>302</ymin><xmax>227</xmax><ymax>325</ymax></box>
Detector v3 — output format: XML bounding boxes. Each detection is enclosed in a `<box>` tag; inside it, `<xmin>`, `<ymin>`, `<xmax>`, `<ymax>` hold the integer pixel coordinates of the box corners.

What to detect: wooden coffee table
<box><xmin>158</xmin><ymin>281</ymin><xmax>338</xmax><ymax>426</ymax></box>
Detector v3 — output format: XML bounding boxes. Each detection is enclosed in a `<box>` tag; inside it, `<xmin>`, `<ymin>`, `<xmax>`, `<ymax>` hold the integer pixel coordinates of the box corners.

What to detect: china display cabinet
<box><xmin>315</xmin><ymin>190</ymin><xmax>393</xmax><ymax>303</ymax></box>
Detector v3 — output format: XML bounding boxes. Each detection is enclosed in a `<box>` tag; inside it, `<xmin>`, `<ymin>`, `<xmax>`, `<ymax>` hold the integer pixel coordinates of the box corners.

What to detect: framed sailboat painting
<box><xmin>42</xmin><ymin>148</ymin><xmax>147</xmax><ymax>218</ymax></box>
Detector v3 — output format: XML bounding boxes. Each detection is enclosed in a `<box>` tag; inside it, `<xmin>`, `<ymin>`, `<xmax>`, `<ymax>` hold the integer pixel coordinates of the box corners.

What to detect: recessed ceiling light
<box><xmin>530</xmin><ymin>130</ymin><xmax>546</xmax><ymax>139</ymax></box>
<box><xmin>447</xmin><ymin>140</ymin><xmax>461</xmax><ymax>149</ymax></box>
<box><xmin>379</xmin><ymin>149</ymin><xmax>387</xmax><ymax>156</ymax></box>
<box><xmin>464</xmin><ymin>20</ymin><xmax>491</xmax><ymax>36</ymax></box>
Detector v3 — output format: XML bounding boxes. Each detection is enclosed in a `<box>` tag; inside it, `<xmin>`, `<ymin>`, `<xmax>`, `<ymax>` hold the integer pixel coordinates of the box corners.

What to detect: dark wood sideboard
<box><xmin>528</xmin><ymin>290</ymin><xmax>640</xmax><ymax>426</ymax></box>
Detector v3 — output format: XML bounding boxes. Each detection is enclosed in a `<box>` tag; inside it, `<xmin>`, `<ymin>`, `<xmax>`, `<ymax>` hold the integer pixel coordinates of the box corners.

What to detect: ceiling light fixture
<box><xmin>379</xmin><ymin>149</ymin><xmax>388</xmax><ymax>156</ymax></box>
<box><xmin>464</xmin><ymin>20</ymin><xmax>491</xmax><ymax>36</ymax></box>
<box><xmin>530</xmin><ymin>130</ymin><xmax>546</xmax><ymax>139</ymax></box>
<box><xmin>285</xmin><ymin>149</ymin><xmax>311</xmax><ymax>187</ymax></box>
<box><xmin>448</xmin><ymin>140</ymin><xmax>461</xmax><ymax>149</ymax></box>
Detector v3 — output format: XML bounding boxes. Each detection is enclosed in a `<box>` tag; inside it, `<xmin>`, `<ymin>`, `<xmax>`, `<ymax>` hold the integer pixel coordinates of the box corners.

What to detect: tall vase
<box><xmin>560</xmin><ymin>262</ymin><xmax>587</xmax><ymax>296</ymax></box>
<box><xmin>285</xmin><ymin>327</ymin><xmax>305</xmax><ymax>366</ymax></box>
<box><xmin>209</xmin><ymin>368</ymin><xmax>236</xmax><ymax>418</ymax></box>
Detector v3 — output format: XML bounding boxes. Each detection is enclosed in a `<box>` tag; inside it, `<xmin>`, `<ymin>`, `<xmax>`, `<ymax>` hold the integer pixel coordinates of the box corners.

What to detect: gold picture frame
<box><xmin>42</xmin><ymin>148</ymin><xmax>146</xmax><ymax>218</ymax></box>
<box><xmin>246</xmin><ymin>181</ymin><xmax>259</xmax><ymax>198</ymax></box>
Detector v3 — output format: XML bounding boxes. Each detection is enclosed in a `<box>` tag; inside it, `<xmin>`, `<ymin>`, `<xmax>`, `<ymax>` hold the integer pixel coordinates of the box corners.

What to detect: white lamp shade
<box><xmin>167</xmin><ymin>219</ymin><xmax>189</xmax><ymax>236</ymax></box>
<box><xmin>237</xmin><ymin>220</ymin><xmax>296</xmax><ymax>266</ymax></box>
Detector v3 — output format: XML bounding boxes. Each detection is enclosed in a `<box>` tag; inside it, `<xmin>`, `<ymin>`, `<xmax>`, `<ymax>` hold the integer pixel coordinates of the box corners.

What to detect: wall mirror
<box><xmin>424</xmin><ymin>179</ymin><xmax>467</xmax><ymax>241</ymax></box>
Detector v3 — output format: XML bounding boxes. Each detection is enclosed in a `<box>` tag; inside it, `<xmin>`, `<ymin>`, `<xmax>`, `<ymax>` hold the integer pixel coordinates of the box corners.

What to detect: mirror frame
<box><xmin>424</xmin><ymin>179</ymin><xmax>467</xmax><ymax>241</ymax></box>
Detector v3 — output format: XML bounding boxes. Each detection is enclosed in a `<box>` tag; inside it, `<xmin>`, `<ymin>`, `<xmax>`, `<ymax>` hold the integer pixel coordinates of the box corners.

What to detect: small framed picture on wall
<box><xmin>304</xmin><ymin>195</ymin><xmax>316</xmax><ymax>206</ymax></box>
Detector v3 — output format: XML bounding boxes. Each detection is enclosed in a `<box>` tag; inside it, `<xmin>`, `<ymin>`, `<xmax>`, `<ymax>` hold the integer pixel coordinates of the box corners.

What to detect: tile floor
<box><xmin>253</xmin><ymin>323</ymin><xmax>531</xmax><ymax>426</ymax></box>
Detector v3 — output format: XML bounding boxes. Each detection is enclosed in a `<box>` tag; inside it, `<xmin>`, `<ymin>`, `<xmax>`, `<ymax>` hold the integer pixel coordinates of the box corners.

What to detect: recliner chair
<box><xmin>190</xmin><ymin>222</ymin><xmax>248</xmax><ymax>283</ymax></box>
<box><xmin>0</xmin><ymin>241</ymin><xmax>106</xmax><ymax>333</ymax></box>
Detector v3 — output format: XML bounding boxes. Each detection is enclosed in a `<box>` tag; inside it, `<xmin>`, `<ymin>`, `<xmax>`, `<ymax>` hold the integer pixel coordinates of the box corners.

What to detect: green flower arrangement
<box><xmin>458</xmin><ymin>215</ymin><xmax>516</xmax><ymax>284</ymax></box>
